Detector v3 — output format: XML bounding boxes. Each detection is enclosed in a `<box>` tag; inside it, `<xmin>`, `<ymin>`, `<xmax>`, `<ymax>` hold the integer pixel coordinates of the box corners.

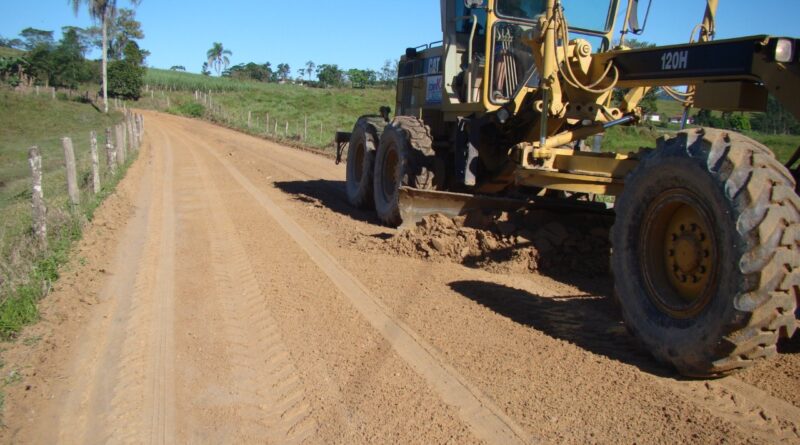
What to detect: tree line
<box><xmin>192</xmin><ymin>42</ymin><xmax>398</xmax><ymax>89</ymax></box>
<box><xmin>0</xmin><ymin>3</ymin><xmax>147</xmax><ymax>108</ymax></box>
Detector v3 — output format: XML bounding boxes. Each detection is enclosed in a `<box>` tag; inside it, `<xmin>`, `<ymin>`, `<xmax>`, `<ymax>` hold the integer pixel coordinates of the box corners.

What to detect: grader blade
<box><xmin>398</xmin><ymin>187</ymin><xmax>528</xmax><ymax>230</ymax></box>
<box><xmin>398</xmin><ymin>187</ymin><xmax>614</xmax><ymax>230</ymax></box>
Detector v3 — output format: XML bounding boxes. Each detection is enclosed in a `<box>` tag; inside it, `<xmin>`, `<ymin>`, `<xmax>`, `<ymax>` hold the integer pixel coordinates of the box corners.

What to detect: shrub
<box><xmin>108</xmin><ymin>60</ymin><xmax>144</xmax><ymax>100</ymax></box>
<box><xmin>173</xmin><ymin>102</ymin><xmax>205</xmax><ymax>118</ymax></box>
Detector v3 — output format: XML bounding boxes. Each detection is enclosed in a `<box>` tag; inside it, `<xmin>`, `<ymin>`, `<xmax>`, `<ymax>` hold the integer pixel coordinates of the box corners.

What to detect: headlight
<box><xmin>775</xmin><ymin>38</ymin><xmax>795</xmax><ymax>63</ymax></box>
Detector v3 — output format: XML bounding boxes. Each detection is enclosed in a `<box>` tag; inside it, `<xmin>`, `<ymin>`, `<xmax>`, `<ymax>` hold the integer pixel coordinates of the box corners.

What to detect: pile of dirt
<box><xmin>387</xmin><ymin>209</ymin><xmax>613</xmax><ymax>276</ymax></box>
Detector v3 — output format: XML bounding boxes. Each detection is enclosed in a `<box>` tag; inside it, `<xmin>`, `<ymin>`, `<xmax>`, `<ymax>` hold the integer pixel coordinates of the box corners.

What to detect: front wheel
<box><xmin>373</xmin><ymin>116</ymin><xmax>437</xmax><ymax>226</ymax></box>
<box><xmin>611</xmin><ymin>128</ymin><xmax>799</xmax><ymax>377</ymax></box>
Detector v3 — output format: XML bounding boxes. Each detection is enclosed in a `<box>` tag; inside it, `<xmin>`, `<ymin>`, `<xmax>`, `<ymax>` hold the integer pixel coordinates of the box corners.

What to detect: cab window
<box><xmin>496</xmin><ymin>0</ymin><xmax>547</xmax><ymax>21</ymax></box>
<box><xmin>455</xmin><ymin>2</ymin><xmax>488</xmax><ymax>36</ymax></box>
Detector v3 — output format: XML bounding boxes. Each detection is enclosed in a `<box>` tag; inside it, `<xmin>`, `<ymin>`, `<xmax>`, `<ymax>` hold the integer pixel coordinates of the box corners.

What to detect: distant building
<box><xmin>668</xmin><ymin>116</ymin><xmax>694</xmax><ymax>125</ymax></box>
<box><xmin>644</xmin><ymin>114</ymin><xmax>662</xmax><ymax>123</ymax></box>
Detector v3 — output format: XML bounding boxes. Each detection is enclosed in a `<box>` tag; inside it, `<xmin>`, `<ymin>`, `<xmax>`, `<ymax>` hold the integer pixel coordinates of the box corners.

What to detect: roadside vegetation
<box><xmin>0</xmin><ymin>89</ymin><xmax>128</xmax><ymax>340</ymax></box>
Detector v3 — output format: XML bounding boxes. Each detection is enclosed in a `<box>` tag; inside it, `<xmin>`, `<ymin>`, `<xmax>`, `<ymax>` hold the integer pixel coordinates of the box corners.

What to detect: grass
<box><xmin>601</xmin><ymin>123</ymin><xmax>799</xmax><ymax>163</ymax></box>
<box><xmin>0</xmin><ymin>86</ymin><xmax>130</xmax><ymax>340</ymax></box>
<box><xmin>0</xmin><ymin>47</ymin><xmax>22</xmax><ymax>58</ymax></box>
<box><xmin>140</xmin><ymin>68</ymin><xmax>395</xmax><ymax>149</ymax></box>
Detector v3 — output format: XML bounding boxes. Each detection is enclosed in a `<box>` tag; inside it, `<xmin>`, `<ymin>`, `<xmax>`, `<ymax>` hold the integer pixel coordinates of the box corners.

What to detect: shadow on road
<box><xmin>449</xmin><ymin>280</ymin><xmax>800</xmax><ymax>376</ymax></box>
<box><xmin>448</xmin><ymin>279</ymin><xmax>676</xmax><ymax>376</ymax></box>
<box><xmin>273</xmin><ymin>179</ymin><xmax>383</xmax><ymax>226</ymax></box>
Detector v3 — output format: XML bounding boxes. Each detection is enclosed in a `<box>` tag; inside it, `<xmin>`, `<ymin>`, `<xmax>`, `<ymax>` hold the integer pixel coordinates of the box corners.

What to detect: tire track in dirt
<box><xmin>196</xmin><ymin>140</ymin><xmax>533</xmax><ymax>445</ymax></box>
<box><xmin>101</xmin><ymin>125</ymin><xmax>176</xmax><ymax>445</ymax></box>
<box><xmin>184</xmin><ymin>142</ymin><xmax>320</xmax><ymax>443</ymax></box>
<box><xmin>43</xmin><ymin>137</ymin><xmax>157</xmax><ymax>445</ymax></box>
<box><xmin>148</xmin><ymin>128</ymin><xmax>177</xmax><ymax>445</ymax></box>
<box><xmin>662</xmin><ymin>377</ymin><xmax>800</xmax><ymax>443</ymax></box>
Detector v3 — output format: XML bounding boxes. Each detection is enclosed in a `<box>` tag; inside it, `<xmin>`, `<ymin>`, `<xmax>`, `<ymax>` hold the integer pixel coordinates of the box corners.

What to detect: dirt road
<box><xmin>2</xmin><ymin>111</ymin><xmax>799</xmax><ymax>444</ymax></box>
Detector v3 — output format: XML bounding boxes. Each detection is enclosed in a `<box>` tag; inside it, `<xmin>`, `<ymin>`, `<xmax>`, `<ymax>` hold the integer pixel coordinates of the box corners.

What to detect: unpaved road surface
<box><xmin>2</xmin><ymin>111</ymin><xmax>799</xmax><ymax>444</ymax></box>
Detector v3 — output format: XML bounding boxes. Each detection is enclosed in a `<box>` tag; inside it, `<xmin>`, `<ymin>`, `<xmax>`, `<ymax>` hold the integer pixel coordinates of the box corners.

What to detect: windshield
<box><xmin>495</xmin><ymin>0</ymin><xmax>616</xmax><ymax>33</ymax></box>
<box><xmin>496</xmin><ymin>0</ymin><xmax>547</xmax><ymax>21</ymax></box>
<box><xmin>560</xmin><ymin>0</ymin><xmax>616</xmax><ymax>33</ymax></box>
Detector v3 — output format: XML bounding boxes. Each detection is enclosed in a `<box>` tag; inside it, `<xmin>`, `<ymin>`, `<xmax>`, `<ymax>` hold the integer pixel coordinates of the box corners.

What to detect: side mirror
<box><xmin>464</xmin><ymin>0</ymin><xmax>486</xmax><ymax>9</ymax></box>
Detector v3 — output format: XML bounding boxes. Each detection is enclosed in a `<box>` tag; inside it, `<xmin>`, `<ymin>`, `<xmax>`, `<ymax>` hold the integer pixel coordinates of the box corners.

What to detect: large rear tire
<box><xmin>373</xmin><ymin>116</ymin><xmax>437</xmax><ymax>226</ymax></box>
<box><xmin>346</xmin><ymin>116</ymin><xmax>386</xmax><ymax>209</ymax></box>
<box><xmin>611</xmin><ymin>128</ymin><xmax>799</xmax><ymax>377</ymax></box>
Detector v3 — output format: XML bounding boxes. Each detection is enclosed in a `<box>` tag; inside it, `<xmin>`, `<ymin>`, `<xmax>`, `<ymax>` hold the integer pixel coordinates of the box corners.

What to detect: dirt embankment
<box><xmin>385</xmin><ymin>209</ymin><xmax>613</xmax><ymax>277</ymax></box>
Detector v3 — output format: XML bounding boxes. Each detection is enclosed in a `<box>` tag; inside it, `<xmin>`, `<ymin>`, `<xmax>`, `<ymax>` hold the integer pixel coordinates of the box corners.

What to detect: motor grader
<box><xmin>335</xmin><ymin>0</ymin><xmax>800</xmax><ymax>377</ymax></box>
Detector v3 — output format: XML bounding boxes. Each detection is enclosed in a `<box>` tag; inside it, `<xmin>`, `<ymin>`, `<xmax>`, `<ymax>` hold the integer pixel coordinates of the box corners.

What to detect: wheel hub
<box><xmin>665</xmin><ymin>208</ymin><xmax>713</xmax><ymax>300</ymax></box>
<box><xmin>640</xmin><ymin>190</ymin><xmax>718</xmax><ymax>318</ymax></box>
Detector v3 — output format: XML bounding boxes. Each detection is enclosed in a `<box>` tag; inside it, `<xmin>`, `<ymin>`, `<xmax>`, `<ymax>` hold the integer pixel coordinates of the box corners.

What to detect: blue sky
<box><xmin>1</xmin><ymin>0</ymin><xmax>798</xmax><ymax>77</ymax></box>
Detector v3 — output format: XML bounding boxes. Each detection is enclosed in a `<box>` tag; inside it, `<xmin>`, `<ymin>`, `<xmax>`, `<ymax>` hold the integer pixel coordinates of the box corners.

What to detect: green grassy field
<box><xmin>0</xmin><ymin>47</ymin><xmax>22</xmax><ymax>58</ymax></box>
<box><xmin>140</xmin><ymin>68</ymin><xmax>395</xmax><ymax>148</ymax></box>
<box><xmin>0</xmin><ymin>88</ymin><xmax>128</xmax><ymax>339</ymax></box>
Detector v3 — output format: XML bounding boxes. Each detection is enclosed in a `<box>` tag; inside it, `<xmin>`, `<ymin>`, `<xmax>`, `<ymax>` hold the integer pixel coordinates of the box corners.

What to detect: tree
<box><xmin>727</xmin><ymin>113</ymin><xmax>751</xmax><ymax>132</ymax></box>
<box><xmin>206</xmin><ymin>42</ymin><xmax>232</xmax><ymax>75</ymax></box>
<box><xmin>69</xmin><ymin>0</ymin><xmax>142</xmax><ymax>113</ymax></box>
<box><xmin>52</xmin><ymin>28</ymin><xmax>90</xmax><ymax>88</ymax></box>
<box><xmin>20</xmin><ymin>28</ymin><xmax>55</xmax><ymax>50</ymax></box>
<box><xmin>305</xmin><ymin>60</ymin><xmax>315</xmax><ymax>81</ymax></box>
<box><xmin>316</xmin><ymin>64</ymin><xmax>343</xmax><ymax>87</ymax></box>
<box><xmin>61</xmin><ymin>26</ymin><xmax>93</xmax><ymax>57</ymax></box>
<box><xmin>108</xmin><ymin>40</ymin><xmax>144</xmax><ymax>100</ymax></box>
<box><xmin>751</xmin><ymin>95</ymin><xmax>800</xmax><ymax>135</ymax></box>
<box><xmin>379</xmin><ymin>59</ymin><xmax>398</xmax><ymax>86</ymax></box>
<box><xmin>27</xmin><ymin>45</ymin><xmax>54</xmax><ymax>86</ymax></box>
<box><xmin>170</xmin><ymin>65</ymin><xmax>186</xmax><ymax>71</ymax></box>
<box><xmin>0</xmin><ymin>35</ymin><xmax>25</xmax><ymax>50</ymax></box>
<box><xmin>201</xmin><ymin>62</ymin><xmax>211</xmax><ymax>76</ymax></box>
<box><xmin>276</xmin><ymin>63</ymin><xmax>290</xmax><ymax>82</ymax></box>
<box><xmin>347</xmin><ymin>68</ymin><xmax>376</xmax><ymax>88</ymax></box>
<box><xmin>106</xmin><ymin>8</ymin><xmax>144</xmax><ymax>60</ymax></box>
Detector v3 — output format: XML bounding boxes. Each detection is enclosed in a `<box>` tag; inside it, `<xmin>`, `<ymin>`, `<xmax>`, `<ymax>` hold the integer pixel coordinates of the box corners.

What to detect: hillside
<box><xmin>0</xmin><ymin>46</ymin><xmax>23</xmax><ymax>58</ymax></box>
<box><xmin>142</xmin><ymin>68</ymin><xmax>395</xmax><ymax>148</ymax></box>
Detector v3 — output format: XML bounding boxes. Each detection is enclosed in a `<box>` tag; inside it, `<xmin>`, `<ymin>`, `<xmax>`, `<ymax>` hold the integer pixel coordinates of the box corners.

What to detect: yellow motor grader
<box><xmin>336</xmin><ymin>0</ymin><xmax>800</xmax><ymax>377</ymax></box>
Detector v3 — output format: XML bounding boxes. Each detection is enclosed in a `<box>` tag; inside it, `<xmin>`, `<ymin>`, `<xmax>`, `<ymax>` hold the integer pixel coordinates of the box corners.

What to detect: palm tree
<box><xmin>69</xmin><ymin>0</ymin><xmax>140</xmax><ymax>113</ymax></box>
<box><xmin>305</xmin><ymin>60</ymin><xmax>315</xmax><ymax>81</ymax></box>
<box><xmin>206</xmin><ymin>42</ymin><xmax>232</xmax><ymax>75</ymax></box>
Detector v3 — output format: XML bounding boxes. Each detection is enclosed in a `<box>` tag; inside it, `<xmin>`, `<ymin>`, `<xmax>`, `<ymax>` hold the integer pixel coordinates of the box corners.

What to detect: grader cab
<box><xmin>336</xmin><ymin>0</ymin><xmax>800</xmax><ymax>377</ymax></box>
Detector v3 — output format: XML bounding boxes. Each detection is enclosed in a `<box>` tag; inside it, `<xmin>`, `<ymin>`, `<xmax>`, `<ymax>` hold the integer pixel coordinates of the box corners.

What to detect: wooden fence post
<box><xmin>130</xmin><ymin>113</ymin><xmax>137</xmax><ymax>151</ymax></box>
<box><xmin>105</xmin><ymin>128</ymin><xmax>117</xmax><ymax>176</ymax></box>
<box><xmin>285</xmin><ymin>121</ymin><xmax>289</xmax><ymax>137</ymax></box>
<box><xmin>137</xmin><ymin>114</ymin><xmax>144</xmax><ymax>145</ymax></box>
<box><xmin>90</xmin><ymin>131</ymin><xmax>100</xmax><ymax>194</ymax></box>
<box><xmin>51</xmin><ymin>87</ymin><xmax>55</xmax><ymax>100</ymax></box>
<box><xmin>61</xmin><ymin>137</ymin><xmax>80</xmax><ymax>208</ymax></box>
<box><xmin>122</xmin><ymin>120</ymin><xmax>128</xmax><ymax>156</ymax></box>
<box><xmin>304</xmin><ymin>115</ymin><xmax>308</xmax><ymax>141</ymax></box>
<box><xmin>29</xmin><ymin>146</ymin><xmax>47</xmax><ymax>250</ymax></box>
<box><xmin>116</xmin><ymin>124</ymin><xmax>126</xmax><ymax>166</ymax></box>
